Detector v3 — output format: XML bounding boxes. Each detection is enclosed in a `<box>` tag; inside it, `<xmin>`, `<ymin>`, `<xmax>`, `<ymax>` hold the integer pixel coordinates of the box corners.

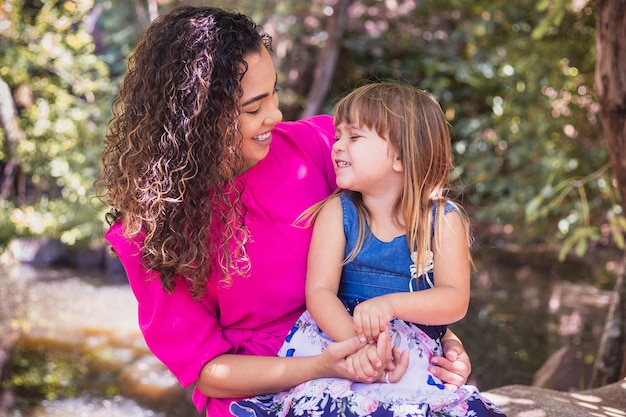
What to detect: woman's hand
<box><xmin>318</xmin><ymin>335</ymin><xmax>369</xmax><ymax>379</ymax></box>
<box><xmin>428</xmin><ymin>335</ymin><xmax>471</xmax><ymax>391</ymax></box>
<box><xmin>343</xmin><ymin>330</ymin><xmax>389</xmax><ymax>382</ymax></box>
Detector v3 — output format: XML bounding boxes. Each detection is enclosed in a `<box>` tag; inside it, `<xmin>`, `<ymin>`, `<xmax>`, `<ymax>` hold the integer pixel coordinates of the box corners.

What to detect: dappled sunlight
<box><xmin>487</xmin><ymin>380</ymin><xmax>626</xmax><ymax>417</ymax></box>
<box><xmin>1</xmin><ymin>250</ymin><xmax>617</xmax><ymax>416</ymax></box>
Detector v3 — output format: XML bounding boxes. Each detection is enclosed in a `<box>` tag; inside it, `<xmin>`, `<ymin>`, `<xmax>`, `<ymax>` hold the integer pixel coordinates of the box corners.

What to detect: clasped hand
<box><xmin>352</xmin><ymin>297</ymin><xmax>394</xmax><ymax>343</ymax></box>
<box><xmin>345</xmin><ymin>335</ymin><xmax>408</xmax><ymax>383</ymax></box>
<box><xmin>347</xmin><ymin>297</ymin><xmax>408</xmax><ymax>383</ymax></box>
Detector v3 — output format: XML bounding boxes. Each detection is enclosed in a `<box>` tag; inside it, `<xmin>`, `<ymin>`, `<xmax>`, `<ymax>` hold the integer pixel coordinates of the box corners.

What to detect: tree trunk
<box><xmin>592</xmin><ymin>0</ymin><xmax>626</xmax><ymax>385</ymax></box>
<box><xmin>0</xmin><ymin>75</ymin><xmax>24</xmax><ymax>201</ymax></box>
<box><xmin>596</xmin><ymin>0</ymin><xmax>626</xmax><ymax>204</ymax></box>
<box><xmin>591</xmin><ymin>257</ymin><xmax>626</xmax><ymax>386</ymax></box>
<box><xmin>300</xmin><ymin>0</ymin><xmax>350</xmax><ymax>118</ymax></box>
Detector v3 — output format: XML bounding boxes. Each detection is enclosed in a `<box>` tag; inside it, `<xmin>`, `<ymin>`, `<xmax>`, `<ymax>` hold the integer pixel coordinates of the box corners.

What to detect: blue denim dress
<box><xmin>339</xmin><ymin>192</ymin><xmax>448</xmax><ymax>342</ymax></box>
<box><xmin>230</xmin><ymin>193</ymin><xmax>506</xmax><ymax>417</ymax></box>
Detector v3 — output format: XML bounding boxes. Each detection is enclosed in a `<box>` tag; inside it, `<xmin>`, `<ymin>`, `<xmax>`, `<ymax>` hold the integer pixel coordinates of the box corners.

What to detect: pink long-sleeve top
<box><xmin>105</xmin><ymin>115</ymin><xmax>336</xmax><ymax>416</ymax></box>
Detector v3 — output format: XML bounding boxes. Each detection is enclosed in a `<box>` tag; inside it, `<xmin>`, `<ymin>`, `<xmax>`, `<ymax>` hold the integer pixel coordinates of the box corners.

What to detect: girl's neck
<box><xmin>361</xmin><ymin>191</ymin><xmax>404</xmax><ymax>242</ymax></box>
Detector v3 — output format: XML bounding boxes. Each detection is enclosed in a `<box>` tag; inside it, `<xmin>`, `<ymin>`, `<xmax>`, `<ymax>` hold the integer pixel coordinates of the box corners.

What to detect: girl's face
<box><xmin>333</xmin><ymin>119</ymin><xmax>403</xmax><ymax>195</ymax></box>
<box><xmin>238</xmin><ymin>47</ymin><xmax>283</xmax><ymax>172</ymax></box>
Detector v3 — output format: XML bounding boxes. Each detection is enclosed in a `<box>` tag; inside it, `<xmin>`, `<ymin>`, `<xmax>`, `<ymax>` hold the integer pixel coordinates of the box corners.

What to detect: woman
<box><xmin>96</xmin><ymin>6</ymin><xmax>472</xmax><ymax>416</ymax></box>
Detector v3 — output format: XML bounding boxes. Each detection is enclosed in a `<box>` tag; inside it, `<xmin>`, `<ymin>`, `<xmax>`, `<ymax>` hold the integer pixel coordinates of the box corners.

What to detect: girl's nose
<box><xmin>332</xmin><ymin>137</ymin><xmax>344</xmax><ymax>151</ymax></box>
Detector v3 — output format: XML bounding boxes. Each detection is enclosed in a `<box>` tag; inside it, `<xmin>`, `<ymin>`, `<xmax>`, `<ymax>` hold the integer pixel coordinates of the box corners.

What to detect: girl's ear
<box><xmin>392</xmin><ymin>154</ymin><xmax>403</xmax><ymax>173</ymax></box>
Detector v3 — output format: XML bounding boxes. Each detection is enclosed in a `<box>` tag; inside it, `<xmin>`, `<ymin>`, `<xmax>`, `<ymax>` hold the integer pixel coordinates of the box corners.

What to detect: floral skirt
<box><xmin>230</xmin><ymin>311</ymin><xmax>505</xmax><ymax>417</ymax></box>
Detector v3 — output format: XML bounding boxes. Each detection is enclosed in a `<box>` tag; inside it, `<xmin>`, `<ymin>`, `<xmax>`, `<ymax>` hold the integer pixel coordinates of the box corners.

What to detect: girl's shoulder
<box><xmin>432</xmin><ymin>199</ymin><xmax>461</xmax><ymax>216</ymax></box>
<box><xmin>338</xmin><ymin>191</ymin><xmax>357</xmax><ymax>213</ymax></box>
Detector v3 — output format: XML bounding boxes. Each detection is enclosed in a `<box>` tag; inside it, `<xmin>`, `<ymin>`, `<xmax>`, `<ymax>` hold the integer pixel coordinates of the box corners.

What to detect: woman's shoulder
<box><xmin>277</xmin><ymin>114</ymin><xmax>333</xmax><ymax>132</ymax></box>
<box><xmin>267</xmin><ymin>115</ymin><xmax>335</xmax><ymax>186</ymax></box>
<box><xmin>273</xmin><ymin>115</ymin><xmax>334</xmax><ymax>147</ymax></box>
<box><xmin>104</xmin><ymin>221</ymin><xmax>142</xmax><ymax>258</ymax></box>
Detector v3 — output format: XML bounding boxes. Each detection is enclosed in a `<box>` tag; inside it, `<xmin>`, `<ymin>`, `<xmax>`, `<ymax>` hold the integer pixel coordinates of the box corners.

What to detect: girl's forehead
<box><xmin>335</xmin><ymin>121</ymin><xmax>362</xmax><ymax>131</ymax></box>
<box><xmin>335</xmin><ymin>112</ymin><xmax>362</xmax><ymax>127</ymax></box>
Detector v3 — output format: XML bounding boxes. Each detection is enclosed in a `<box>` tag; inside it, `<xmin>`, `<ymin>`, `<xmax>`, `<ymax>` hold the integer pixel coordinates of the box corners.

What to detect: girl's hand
<box><xmin>345</xmin><ymin>344</ymin><xmax>384</xmax><ymax>383</ymax></box>
<box><xmin>344</xmin><ymin>330</ymin><xmax>389</xmax><ymax>382</ymax></box>
<box><xmin>375</xmin><ymin>346</ymin><xmax>409</xmax><ymax>384</ymax></box>
<box><xmin>344</xmin><ymin>331</ymin><xmax>410</xmax><ymax>384</ymax></box>
<box><xmin>352</xmin><ymin>297</ymin><xmax>394</xmax><ymax>342</ymax></box>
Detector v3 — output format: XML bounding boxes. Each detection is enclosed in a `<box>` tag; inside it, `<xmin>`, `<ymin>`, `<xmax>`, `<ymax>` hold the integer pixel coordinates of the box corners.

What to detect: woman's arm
<box><xmin>195</xmin><ymin>334</ymin><xmax>375</xmax><ymax>398</ymax></box>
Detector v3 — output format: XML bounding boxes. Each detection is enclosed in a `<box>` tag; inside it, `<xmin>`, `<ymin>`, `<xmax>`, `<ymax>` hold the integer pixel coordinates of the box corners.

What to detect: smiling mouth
<box><xmin>254</xmin><ymin>131</ymin><xmax>271</xmax><ymax>142</ymax></box>
<box><xmin>336</xmin><ymin>160</ymin><xmax>351</xmax><ymax>167</ymax></box>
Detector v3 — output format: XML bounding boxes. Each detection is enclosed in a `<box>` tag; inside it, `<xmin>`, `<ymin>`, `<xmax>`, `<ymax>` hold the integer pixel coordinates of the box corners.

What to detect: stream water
<box><xmin>0</xmin><ymin>245</ymin><xmax>616</xmax><ymax>417</ymax></box>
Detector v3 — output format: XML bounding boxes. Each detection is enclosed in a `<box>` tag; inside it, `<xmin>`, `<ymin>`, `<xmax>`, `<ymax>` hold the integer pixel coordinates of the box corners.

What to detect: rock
<box><xmin>485</xmin><ymin>379</ymin><xmax>626</xmax><ymax>417</ymax></box>
<box><xmin>105</xmin><ymin>249</ymin><xmax>126</xmax><ymax>276</ymax></box>
<box><xmin>532</xmin><ymin>344</ymin><xmax>593</xmax><ymax>391</ymax></box>
<box><xmin>74</xmin><ymin>246</ymin><xmax>106</xmax><ymax>270</ymax></box>
<box><xmin>2</xmin><ymin>238</ymin><xmax>69</xmax><ymax>267</ymax></box>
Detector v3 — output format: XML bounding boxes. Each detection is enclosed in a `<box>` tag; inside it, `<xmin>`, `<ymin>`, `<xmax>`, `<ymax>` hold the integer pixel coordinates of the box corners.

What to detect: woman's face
<box><xmin>238</xmin><ymin>47</ymin><xmax>283</xmax><ymax>172</ymax></box>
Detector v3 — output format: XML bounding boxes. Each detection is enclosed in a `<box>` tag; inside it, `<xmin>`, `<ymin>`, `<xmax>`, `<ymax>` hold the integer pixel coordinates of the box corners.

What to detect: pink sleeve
<box><xmin>298</xmin><ymin>114</ymin><xmax>337</xmax><ymax>191</ymax></box>
<box><xmin>105</xmin><ymin>223</ymin><xmax>232</xmax><ymax>390</ymax></box>
<box><xmin>105</xmin><ymin>115</ymin><xmax>337</xmax><ymax>415</ymax></box>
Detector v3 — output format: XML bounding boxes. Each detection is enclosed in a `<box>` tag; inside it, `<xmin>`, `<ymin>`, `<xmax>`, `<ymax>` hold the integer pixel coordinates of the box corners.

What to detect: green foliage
<box><xmin>0</xmin><ymin>0</ymin><xmax>114</xmax><ymax>249</ymax></box>
<box><xmin>325</xmin><ymin>0</ymin><xmax>623</xmax><ymax>256</ymax></box>
<box><xmin>0</xmin><ymin>0</ymin><xmax>622</xmax><ymax>261</ymax></box>
<box><xmin>4</xmin><ymin>345</ymin><xmax>121</xmax><ymax>406</ymax></box>
<box><xmin>5</xmin><ymin>347</ymin><xmax>90</xmax><ymax>403</ymax></box>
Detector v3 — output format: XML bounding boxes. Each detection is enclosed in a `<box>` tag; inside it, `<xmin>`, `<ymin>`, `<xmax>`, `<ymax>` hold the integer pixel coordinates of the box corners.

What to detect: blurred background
<box><xmin>1</xmin><ymin>0</ymin><xmax>625</xmax><ymax>416</ymax></box>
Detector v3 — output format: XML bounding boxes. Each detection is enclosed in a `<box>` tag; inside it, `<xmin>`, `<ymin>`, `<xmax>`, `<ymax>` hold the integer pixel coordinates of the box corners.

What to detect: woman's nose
<box><xmin>266</xmin><ymin>105</ymin><xmax>283</xmax><ymax>125</ymax></box>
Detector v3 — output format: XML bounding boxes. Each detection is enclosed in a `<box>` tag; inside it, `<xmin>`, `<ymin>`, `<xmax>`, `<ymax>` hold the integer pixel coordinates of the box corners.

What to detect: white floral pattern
<box><xmin>230</xmin><ymin>312</ymin><xmax>506</xmax><ymax>417</ymax></box>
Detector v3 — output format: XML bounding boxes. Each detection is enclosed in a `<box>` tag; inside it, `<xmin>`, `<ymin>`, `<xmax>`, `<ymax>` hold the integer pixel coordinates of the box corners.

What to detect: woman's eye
<box><xmin>245</xmin><ymin>107</ymin><xmax>261</xmax><ymax>115</ymax></box>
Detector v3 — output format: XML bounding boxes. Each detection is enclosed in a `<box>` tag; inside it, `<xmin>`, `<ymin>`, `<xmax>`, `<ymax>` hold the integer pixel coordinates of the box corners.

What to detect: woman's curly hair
<box><xmin>95</xmin><ymin>6</ymin><xmax>272</xmax><ymax>299</ymax></box>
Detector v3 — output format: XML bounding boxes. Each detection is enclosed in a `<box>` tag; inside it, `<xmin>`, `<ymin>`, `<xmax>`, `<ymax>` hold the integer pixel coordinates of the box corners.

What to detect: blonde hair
<box><xmin>301</xmin><ymin>82</ymin><xmax>471</xmax><ymax>270</ymax></box>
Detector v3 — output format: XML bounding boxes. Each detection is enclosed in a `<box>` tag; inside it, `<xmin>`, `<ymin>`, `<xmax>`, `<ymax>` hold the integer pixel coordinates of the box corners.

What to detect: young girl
<box><xmin>231</xmin><ymin>82</ymin><xmax>506</xmax><ymax>416</ymax></box>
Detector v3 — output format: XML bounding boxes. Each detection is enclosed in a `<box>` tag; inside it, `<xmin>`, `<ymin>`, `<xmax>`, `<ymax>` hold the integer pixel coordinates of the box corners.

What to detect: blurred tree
<box><xmin>0</xmin><ymin>0</ymin><xmax>623</xmax><ymax>295</ymax></box>
<box><xmin>589</xmin><ymin>0</ymin><xmax>626</xmax><ymax>386</ymax></box>
<box><xmin>301</xmin><ymin>0</ymin><xmax>350</xmax><ymax>118</ymax></box>
<box><xmin>0</xmin><ymin>0</ymin><xmax>623</xmax><ymax>395</ymax></box>
<box><xmin>0</xmin><ymin>0</ymin><xmax>116</xmax><ymax>248</ymax></box>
